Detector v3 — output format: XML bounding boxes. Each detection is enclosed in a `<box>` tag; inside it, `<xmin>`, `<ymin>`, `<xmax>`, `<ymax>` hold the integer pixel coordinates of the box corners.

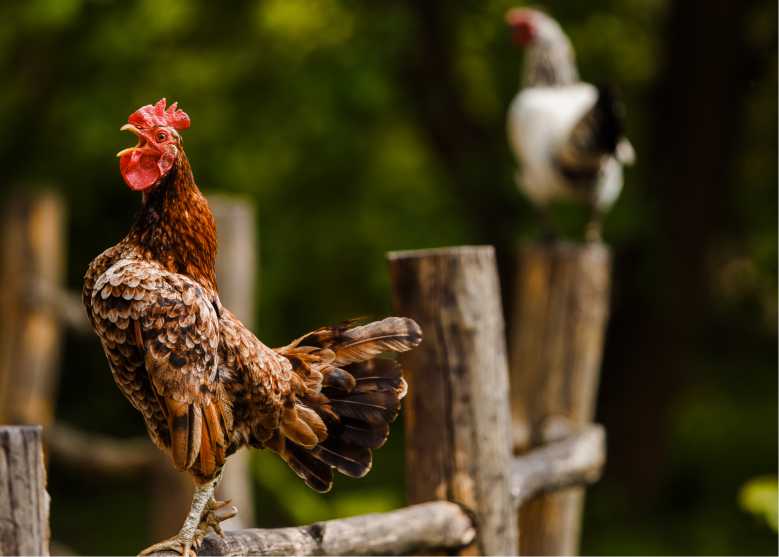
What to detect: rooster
<box><xmin>505</xmin><ymin>7</ymin><xmax>635</xmax><ymax>241</ymax></box>
<box><xmin>83</xmin><ymin>99</ymin><xmax>422</xmax><ymax>556</ymax></box>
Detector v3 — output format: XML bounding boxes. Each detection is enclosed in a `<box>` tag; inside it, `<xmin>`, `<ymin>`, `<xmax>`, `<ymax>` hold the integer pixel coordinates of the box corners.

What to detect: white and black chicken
<box><xmin>505</xmin><ymin>7</ymin><xmax>635</xmax><ymax>241</ymax></box>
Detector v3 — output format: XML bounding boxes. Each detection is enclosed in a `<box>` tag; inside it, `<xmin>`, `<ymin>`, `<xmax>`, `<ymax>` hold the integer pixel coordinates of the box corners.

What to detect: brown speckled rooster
<box><xmin>83</xmin><ymin>99</ymin><xmax>422</xmax><ymax>556</ymax></box>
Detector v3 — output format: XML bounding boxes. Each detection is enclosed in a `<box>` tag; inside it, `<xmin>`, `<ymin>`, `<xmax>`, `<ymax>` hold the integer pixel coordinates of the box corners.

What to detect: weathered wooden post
<box><xmin>211</xmin><ymin>195</ymin><xmax>258</xmax><ymax>530</ymax></box>
<box><xmin>151</xmin><ymin>195</ymin><xmax>259</xmax><ymax>537</ymax></box>
<box><xmin>388</xmin><ymin>246</ymin><xmax>517</xmax><ymax>556</ymax></box>
<box><xmin>509</xmin><ymin>241</ymin><xmax>611</xmax><ymax>556</ymax></box>
<box><xmin>0</xmin><ymin>426</ymin><xmax>50</xmax><ymax>556</ymax></box>
<box><xmin>0</xmin><ymin>192</ymin><xmax>66</xmax><ymax>426</ymax></box>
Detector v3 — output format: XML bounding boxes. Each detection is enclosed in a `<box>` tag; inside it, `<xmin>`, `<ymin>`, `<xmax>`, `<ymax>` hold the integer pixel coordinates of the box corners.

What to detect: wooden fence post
<box><xmin>509</xmin><ymin>241</ymin><xmax>611</xmax><ymax>556</ymax></box>
<box><xmin>0</xmin><ymin>192</ymin><xmax>66</xmax><ymax>426</ymax></box>
<box><xmin>211</xmin><ymin>195</ymin><xmax>258</xmax><ymax>530</ymax></box>
<box><xmin>388</xmin><ymin>246</ymin><xmax>517</xmax><ymax>556</ymax></box>
<box><xmin>0</xmin><ymin>426</ymin><xmax>50</xmax><ymax>556</ymax></box>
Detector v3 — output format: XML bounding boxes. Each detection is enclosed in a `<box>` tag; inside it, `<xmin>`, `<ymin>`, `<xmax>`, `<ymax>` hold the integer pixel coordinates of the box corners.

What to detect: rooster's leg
<box><xmin>138</xmin><ymin>472</ymin><xmax>236</xmax><ymax>557</ymax></box>
<box><xmin>585</xmin><ymin>206</ymin><xmax>603</xmax><ymax>243</ymax></box>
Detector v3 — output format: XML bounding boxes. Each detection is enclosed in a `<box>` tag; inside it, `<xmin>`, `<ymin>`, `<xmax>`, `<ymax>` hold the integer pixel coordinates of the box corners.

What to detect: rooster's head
<box><xmin>117</xmin><ymin>98</ymin><xmax>190</xmax><ymax>192</ymax></box>
<box><xmin>505</xmin><ymin>8</ymin><xmax>561</xmax><ymax>47</ymax></box>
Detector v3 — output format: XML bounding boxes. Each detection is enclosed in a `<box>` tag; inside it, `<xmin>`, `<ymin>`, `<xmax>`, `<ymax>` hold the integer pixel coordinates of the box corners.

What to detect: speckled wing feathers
<box><xmin>89</xmin><ymin>256</ymin><xmax>230</xmax><ymax>478</ymax></box>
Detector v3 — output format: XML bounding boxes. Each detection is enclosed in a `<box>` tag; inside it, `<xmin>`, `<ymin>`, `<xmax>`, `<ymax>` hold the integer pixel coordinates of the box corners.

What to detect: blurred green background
<box><xmin>1</xmin><ymin>0</ymin><xmax>776</xmax><ymax>554</ymax></box>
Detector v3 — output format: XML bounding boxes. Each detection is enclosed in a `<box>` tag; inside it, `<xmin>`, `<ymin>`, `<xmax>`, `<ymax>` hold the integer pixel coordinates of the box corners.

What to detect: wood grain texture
<box><xmin>177</xmin><ymin>501</ymin><xmax>474</xmax><ymax>556</ymax></box>
<box><xmin>0</xmin><ymin>426</ymin><xmax>50</xmax><ymax>556</ymax></box>
<box><xmin>0</xmin><ymin>192</ymin><xmax>65</xmax><ymax>426</ymax></box>
<box><xmin>388</xmin><ymin>246</ymin><xmax>517</xmax><ymax>556</ymax></box>
<box><xmin>509</xmin><ymin>241</ymin><xmax>611</xmax><ymax>556</ymax></box>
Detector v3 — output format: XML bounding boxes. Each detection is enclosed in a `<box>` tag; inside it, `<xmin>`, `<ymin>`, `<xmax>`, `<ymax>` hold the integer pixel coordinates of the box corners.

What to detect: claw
<box><xmin>208</xmin><ymin>497</ymin><xmax>233</xmax><ymax>511</ymax></box>
<box><xmin>197</xmin><ymin>498</ymin><xmax>238</xmax><ymax>540</ymax></box>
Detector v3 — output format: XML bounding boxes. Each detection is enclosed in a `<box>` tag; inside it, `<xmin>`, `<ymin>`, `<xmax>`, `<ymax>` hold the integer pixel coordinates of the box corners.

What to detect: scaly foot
<box><xmin>138</xmin><ymin>499</ymin><xmax>238</xmax><ymax>556</ymax></box>
<box><xmin>137</xmin><ymin>530</ymin><xmax>206</xmax><ymax>557</ymax></box>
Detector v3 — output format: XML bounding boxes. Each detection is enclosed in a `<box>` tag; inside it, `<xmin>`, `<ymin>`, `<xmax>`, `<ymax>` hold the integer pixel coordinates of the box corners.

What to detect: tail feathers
<box><xmin>272</xmin><ymin>317</ymin><xmax>421</xmax><ymax>492</ymax></box>
<box><xmin>321</xmin><ymin>367</ymin><xmax>356</xmax><ymax>391</ymax></box>
<box><xmin>330</xmin><ymin>318</ymin><xmax>422</xmax><ymax>365</ymax></box>
<box><xmin>267</xmin><ymin>434</ymin><xmax>334</xmax><ymax>492</ymax></box>
<box><xmin>557</xmin><ymin>83</ymin><xmax>629</xmax><ymax>177</ymax></box>
<box><xmin>311</xmin><ymin>439</ymin><xmax>372</xmax><ymax>478</ymax></box>
<box><xmin>282</xmin><ymin>317</ymin><xmax>422</xmax><ymax>366</ymax></box>
<box><xmin>280</xmin><ymin>403</ymin><xmax>328</xmax><ymax>449</ymax></box>
<box><xmin>328</xmin><ymin>386</ymin><xmax>403</xmax><ymax>426</ymax></box>
<box><xmin>590</xmin><ymin>84</ymin><xmax>626</xmax><ymax>155</ymax></box>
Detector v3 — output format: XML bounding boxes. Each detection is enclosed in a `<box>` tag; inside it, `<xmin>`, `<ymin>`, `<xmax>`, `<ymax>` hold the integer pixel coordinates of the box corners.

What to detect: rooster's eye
<box><xmin>156</xmin><ymin>132</ymin><xmax>167</xmax><ymax>142</ymax></box>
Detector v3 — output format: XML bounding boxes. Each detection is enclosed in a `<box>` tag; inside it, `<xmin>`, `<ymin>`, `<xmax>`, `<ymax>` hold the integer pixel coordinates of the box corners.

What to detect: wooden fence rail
<box><xmin>1</xmin><ymin>422</ymin><xmax>605</xmax><ymax>557</ymax></box>
<box><xmin>195</xmin><ymin>502</ymin><xmax>475</xmax><ymax>557</ymax></box>
<box><xmin>189</xmin><ymin>425</ymin><xmax>605</xmax><ymax>555</ymax></box>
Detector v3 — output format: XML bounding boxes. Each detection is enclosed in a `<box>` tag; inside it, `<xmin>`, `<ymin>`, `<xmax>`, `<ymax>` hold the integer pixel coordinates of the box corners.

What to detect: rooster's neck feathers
<box><xmin>521</xmin><ymin>20</ymin><xmax>578</xmax><ymax>87</ymax></box>
<box><xmin>127</xmin><ymin>153</ymin><xmax>218</xmax><ymax>290</ymax></box>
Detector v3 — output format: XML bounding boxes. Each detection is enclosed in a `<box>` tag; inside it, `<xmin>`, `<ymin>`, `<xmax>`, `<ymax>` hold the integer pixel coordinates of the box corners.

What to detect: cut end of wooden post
<box><xmin>520</xmin><ymin>239</ymin><xmax>611</xmax><ymax>264</ymax></box>
<box><xmin>387</xmin><ymin>245</ymin><xmax>495</xmax><ymax>261</ymax></box>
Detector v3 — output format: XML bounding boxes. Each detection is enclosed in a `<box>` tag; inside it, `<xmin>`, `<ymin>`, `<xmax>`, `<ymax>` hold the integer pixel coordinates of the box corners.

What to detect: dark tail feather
<box><xmin>555</xmin><ymin>84</ymin><xmax>630</xmax><ymax>182</ymax></box>
<box><xmin>267</xmin><ymin>433</ymin><xmax>334</xmax><ymax>493</ymax></box>
<box><xmin>276</xmin><ymin>317</ymin><xmax>421</xmax><ymax>492</ymax></box>
<box><xmin>590</xmin><ymin>84</ymin><xmax>626</xmax><ymax>155</ymax></box>
<box><xmin>307</xmin><ymin>358</ymin><xmax>408</xmax><ymax>480</ymax></box>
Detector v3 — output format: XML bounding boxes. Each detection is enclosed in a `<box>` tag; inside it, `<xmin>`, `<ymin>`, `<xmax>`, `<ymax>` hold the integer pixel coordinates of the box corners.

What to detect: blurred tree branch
<box><xmin>46</xmin><ymin>422</ymin><xmax>159</xmax><ymax>477</ymax></box>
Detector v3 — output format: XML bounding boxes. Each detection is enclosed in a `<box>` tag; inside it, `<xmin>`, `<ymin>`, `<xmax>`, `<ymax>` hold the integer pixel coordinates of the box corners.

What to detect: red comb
<box><xmin>128</xmin><ymin>98</ymin><xmax>190</xmax><ymax>131</ymax></box>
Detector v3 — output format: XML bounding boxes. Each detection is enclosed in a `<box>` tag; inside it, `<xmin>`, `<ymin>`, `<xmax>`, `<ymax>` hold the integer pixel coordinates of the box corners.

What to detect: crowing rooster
<box><xmin>83</xmin><ymin>99</ymin><xmax>422</xmax><ymax>556</ymax></box>
<box><xmin>505</xmin><ymin>7</ymin><xmax>635</xmax><ymax>241</ymax></box>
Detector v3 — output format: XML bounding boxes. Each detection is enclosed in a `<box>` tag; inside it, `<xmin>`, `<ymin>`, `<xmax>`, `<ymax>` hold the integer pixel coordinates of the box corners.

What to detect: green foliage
<box><xmin>740</xmin><ymin>477</ymin><xmax>779</xmax><ymax>533</ymax></box>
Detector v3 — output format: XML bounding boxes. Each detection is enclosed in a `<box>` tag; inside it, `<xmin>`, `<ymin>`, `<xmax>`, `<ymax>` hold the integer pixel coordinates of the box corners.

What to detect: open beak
<box><xmin>116</xmin><ymin>124</ymin><xmax>155</xmax><ymax>158</ymax></box>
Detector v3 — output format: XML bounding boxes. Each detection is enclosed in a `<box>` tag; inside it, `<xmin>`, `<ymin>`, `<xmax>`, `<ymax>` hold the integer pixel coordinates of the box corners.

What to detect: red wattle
<box><xmin>120</xmin><ymin>151</ymin><xmax>161</xmax><ymax>191</ymax></box>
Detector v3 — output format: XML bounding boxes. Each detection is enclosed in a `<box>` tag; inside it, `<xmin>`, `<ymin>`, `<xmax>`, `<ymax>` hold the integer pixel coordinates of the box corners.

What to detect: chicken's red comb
<box><xmin>128</xmin><ymin>98</ymin><xmax>190</xmax><ymax>131</ymax></box>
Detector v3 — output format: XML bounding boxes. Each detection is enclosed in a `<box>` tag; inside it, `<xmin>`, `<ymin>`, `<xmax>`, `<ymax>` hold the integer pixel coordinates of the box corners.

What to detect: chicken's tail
<box><xmin>556</xmin><ymin>84</ymin><xmax>634</xmax><ymax>177</ymax></box>
<box><xmin>268</xmin><ymin>317</ymin><xmax>422</xmax><ymax>492</ymax></box>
